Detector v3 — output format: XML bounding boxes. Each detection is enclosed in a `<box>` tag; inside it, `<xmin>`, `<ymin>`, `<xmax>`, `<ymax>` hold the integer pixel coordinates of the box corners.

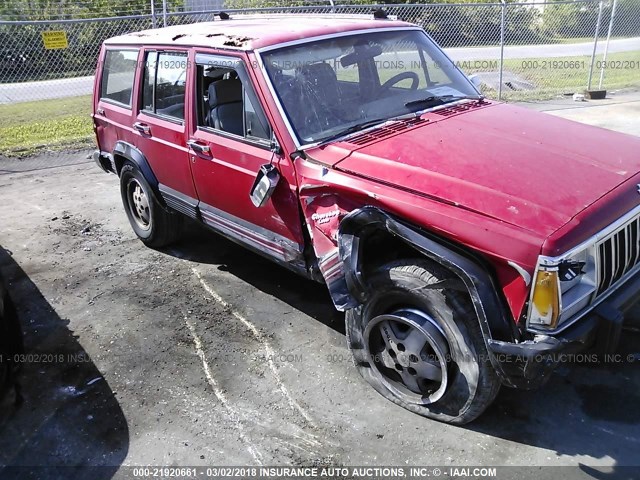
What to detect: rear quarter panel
<box><xmin>93</xmin><ymin>45</ymin><xmax>140</xmax><ymax>158</ymax></box>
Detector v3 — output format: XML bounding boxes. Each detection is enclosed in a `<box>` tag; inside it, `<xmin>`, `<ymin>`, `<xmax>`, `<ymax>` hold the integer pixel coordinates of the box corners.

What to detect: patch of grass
<box><xmin>552</xmin><ymin>36</ymin><xmax>601</xmax><ymax>44</ymax></box>
<box><xmin>0</xmin><ymin>95</ymin><xmax>93</xmax><ymax>157</ymax></box>
<box><xmin>480</xmin><ymin>50</ymin><xmax>640</xmax><ymax>100</ymax></box>
<box><xmin>1</xmin><ymin>48</ymin><xmax>637</xmax><ymax>155</ymax></box>
<box><xmin>552</xmin><ymin>35</ymin><xmax>634</xmax><ymax>45</ymax></box>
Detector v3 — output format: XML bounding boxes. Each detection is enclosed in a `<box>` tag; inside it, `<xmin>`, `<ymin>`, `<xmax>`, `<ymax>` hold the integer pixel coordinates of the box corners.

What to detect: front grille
<box><xmin>596</xmin><ymin>215</ymin><xmax>640</xmax><ymax>295</ymax></box>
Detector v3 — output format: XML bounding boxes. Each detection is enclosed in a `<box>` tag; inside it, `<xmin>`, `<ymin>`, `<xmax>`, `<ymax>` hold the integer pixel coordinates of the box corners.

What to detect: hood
<box><xmin>318</xmin><ymin>102</ymin><xmax>640</xmax><ymax>237</ymax></box>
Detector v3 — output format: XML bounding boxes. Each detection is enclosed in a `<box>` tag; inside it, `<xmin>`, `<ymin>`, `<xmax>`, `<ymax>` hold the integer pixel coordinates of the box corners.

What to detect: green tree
<box><xmin>0</xmin><ymin>0</ymin><xmax>183</xmax><ymax>20</ymax></box>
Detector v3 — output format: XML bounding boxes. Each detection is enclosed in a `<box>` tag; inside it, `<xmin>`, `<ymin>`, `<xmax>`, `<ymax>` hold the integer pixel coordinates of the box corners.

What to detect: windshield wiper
<box><xmin>316</xmin><ymin>117</ymin><xmax>392</xmax><ymax>146</ymax></box>
<box><xmin>404</xmin><ymin>94</ymin><xmax>484</xmax><ymax>108</ymax></box>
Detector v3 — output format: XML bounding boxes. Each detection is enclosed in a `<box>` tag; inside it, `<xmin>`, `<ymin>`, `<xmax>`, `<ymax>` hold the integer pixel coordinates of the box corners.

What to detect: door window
<box><xmin>141</xmin><ymin>51</ymin><xmax>188</xmax><ymax>121</ymax></box>
<box><xmin>100</xmin><ymin>49</ymin><xmax>139</xmax><ymax>107</ymax></box>
<box><xmin>195</xmin><ymin>57</ymin><xmax>271</xmax><ymax>144</ymax></box>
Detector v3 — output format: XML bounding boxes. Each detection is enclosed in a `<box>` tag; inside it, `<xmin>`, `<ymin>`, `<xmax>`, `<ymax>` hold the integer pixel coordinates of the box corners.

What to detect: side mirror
<box><xmin>270</xmin><ymin>133</ymin><xmax>282</xmax><ymax>155</ymax></box>
<box><xmin>250</xmin><ymin>164</ymin><xmax>280</xmax><ymax>208</ymax></box>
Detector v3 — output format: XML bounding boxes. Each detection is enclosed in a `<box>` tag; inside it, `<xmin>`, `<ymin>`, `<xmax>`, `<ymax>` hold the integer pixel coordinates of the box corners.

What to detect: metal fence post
<box><xmin>498</xmin><ymin>0</ymin><xmax>506</xmax><ymax>100</ymax></box>
<box><xmin>598</xmin><ymin>0</ymin><xmax>618</xmax><ymax>89</ymax></box>
<box><xmin>162</xmin><ymin>0</ymin><xmax>168</xmax><ymax>27</ymax></box>
<box><xmin>3</xmin><ymin>2</ymin><xmax>640</xmax><ymax>104</ymax></box>
<box><xmin>587</xmin><ymin>0</ymin><xmax>604</xmax><ymax>90</ymax></box>
<box><xmin>151</xmin><ymin>0</ymin><xmax>157</xmax><ymax>28</ymax></box>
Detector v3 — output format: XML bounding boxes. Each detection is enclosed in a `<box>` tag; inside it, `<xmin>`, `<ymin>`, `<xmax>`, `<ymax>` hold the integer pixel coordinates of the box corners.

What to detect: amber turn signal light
<box><xmin>530</xmin><ymin>269</ymin><xmax>560</xmax><ymax>328</ymax></box>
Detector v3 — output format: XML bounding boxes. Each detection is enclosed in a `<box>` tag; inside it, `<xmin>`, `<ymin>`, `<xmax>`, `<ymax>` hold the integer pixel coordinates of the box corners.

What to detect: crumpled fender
<box><xmin>338</xmin><ymin>206</ymin><xmax>518</xmax><ymax>344</ymax></box>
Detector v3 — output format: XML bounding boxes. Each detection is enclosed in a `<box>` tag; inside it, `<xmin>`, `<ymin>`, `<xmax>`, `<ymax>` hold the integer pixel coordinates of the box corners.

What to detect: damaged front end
<box><xmin>298</xmin><ymin>181</ymin><xmax>359</xmax><ymax>312</ymax></box>
<box><xmin>301</xmin><ymin>200</ymin><xmax>626</xmax><ymax>390</ymax></box>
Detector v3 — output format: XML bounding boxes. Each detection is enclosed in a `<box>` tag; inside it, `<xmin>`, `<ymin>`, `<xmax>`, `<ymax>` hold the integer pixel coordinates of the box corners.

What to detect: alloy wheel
<box><xmin>364</xmin><ymin>307</ymin><xmax>450</xmax><ymax>404</ymax></box>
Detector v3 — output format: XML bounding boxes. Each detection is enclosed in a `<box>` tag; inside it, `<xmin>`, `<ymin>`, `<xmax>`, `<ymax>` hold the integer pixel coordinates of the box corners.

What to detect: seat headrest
<box><xmin>208</xmin><ymin>79</ymin><xmax>242</xmax><ymax>107</ymax></box>
<box><xmin>298</xmin><ymin>62</ymin><xmax>337</xmax><ymax>84</ymax></box>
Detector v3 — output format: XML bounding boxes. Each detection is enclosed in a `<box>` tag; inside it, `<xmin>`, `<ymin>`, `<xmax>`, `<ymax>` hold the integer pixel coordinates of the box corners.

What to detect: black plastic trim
<box><xmin>337</xmin><ymin>206</ymin><xmax>522</xmax><ymax>386</ymax></box>
<box><xmin>339</xmin><ymin>207</ymin><xmax>516</xmax><ymax>339</ymax></box>
<box><xmin>112</xmin><ymin>141</ymin><xmax>159</xmax><ymax>189</ymax></box>
<box><xmin>486</xmin><ymin>269</ymin><xmax>636</xmax><ymax>389</ymax></box>
<box><xmin>158</xmin><ymin>184</ymin><xmax>199</xmax><ymax>220</ymax></box>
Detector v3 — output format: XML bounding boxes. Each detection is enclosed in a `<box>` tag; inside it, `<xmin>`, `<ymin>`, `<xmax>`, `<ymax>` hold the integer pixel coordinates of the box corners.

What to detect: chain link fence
<box><xmin>1</xmin><ymin>0</ymin><xmax>639</xmax><ymax>104</ymax></box>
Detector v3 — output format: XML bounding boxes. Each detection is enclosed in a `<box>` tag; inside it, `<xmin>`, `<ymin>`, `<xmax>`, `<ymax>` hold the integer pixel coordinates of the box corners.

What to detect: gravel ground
<box><xmin>0</xmin><ymin>97</ymin><xmax>639</xmax><ymax>480</ymax></box>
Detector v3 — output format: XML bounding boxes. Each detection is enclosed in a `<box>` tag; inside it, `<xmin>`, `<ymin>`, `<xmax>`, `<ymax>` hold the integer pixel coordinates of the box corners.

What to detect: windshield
<box><xmin>261</xmin><ymin>29</ymin><xmax>479</xmax><ymax>145</ymax></box>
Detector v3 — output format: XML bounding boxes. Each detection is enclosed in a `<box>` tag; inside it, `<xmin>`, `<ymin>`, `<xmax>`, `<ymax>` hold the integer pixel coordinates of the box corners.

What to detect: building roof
<box><xmin>104</xmin><ymin>14</ymin><xmax>415</xmax><ymax>51</ymax></box>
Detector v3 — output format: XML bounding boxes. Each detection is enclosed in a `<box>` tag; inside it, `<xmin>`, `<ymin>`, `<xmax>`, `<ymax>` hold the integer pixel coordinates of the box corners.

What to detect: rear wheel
<box><xmin>346</xmin><ymin>259</ymin><xmax>501</xmax><ymax>424</ymax></box>
<box><xmin>120</xmin><ymin>163</ymin><xmax>182</xmax><ymax>248</ymax></box>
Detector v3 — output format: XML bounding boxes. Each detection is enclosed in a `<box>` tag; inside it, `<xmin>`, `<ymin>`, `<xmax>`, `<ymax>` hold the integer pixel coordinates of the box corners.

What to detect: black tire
<box><xmin>346</xmin><ymin>259</ymin><xmax>501</xmax><ymax>425</ymax></box>
<box><xmin>120</xmin><ymin>163</ymin><xmax>182</xmax><ymax>248</ymax></box>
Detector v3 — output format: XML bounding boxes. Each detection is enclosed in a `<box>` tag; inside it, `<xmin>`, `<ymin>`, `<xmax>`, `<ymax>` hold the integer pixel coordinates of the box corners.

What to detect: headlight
<box><xmin>527</xmin><ymin>246</ymin><xmax>596</xmax><ymax>330</ymax></box>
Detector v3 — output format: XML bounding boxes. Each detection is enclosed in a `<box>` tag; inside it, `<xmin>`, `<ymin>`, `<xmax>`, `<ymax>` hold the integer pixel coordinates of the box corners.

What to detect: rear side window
<box><xmin>100</xmin><ymin>49</ymin><xmax>138</xmax><ymax>107</ymax></box>
<box><xmin>142</xmin><ymin>51</ymin><xmax>187</xmax><ymax>121</ymax></box>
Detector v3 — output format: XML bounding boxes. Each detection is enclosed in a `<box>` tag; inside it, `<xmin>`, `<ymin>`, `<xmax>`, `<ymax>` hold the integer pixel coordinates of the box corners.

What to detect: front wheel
<box><xmin>346</xmin><ymin>259</ymin><xmax>501</xmax><ymax>424</ymax></box>
<box><xmin>120</xmin><ymin>163</ymin><xmax>182</xmax><ymax>248</ymax></box>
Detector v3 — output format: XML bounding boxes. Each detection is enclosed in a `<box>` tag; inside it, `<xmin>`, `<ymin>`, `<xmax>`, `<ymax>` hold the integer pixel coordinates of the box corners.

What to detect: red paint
<box><xmin>93</xmin><ymin>17</ymin><xmax>640</xmax><ymax>325</ymax></box>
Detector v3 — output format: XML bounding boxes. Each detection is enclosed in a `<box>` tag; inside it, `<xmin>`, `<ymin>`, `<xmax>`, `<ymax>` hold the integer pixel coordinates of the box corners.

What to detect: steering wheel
<box><xmin>378</xmin><ymin>72</ymin><xmax>420</xmax><ymax>95</ymax></box>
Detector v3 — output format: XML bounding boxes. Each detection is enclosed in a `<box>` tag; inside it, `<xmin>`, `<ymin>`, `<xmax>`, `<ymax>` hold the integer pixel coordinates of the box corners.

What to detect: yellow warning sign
<box><xmin>42</xmin><ymin>31</ymin><xmax>68</xmax><ymax>50</ymax></box>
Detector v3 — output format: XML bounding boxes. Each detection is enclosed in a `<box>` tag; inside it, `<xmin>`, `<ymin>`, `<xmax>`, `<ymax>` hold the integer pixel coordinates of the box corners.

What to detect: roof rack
<box><xmin>373</xmin><ymin>8</ymin><xmax>389</xmax><ymax>20</ymax></box>
<box><xmin>206</xmin><ymin>9</ymin><xmax>393</xmax><ymax>21</ymax></box>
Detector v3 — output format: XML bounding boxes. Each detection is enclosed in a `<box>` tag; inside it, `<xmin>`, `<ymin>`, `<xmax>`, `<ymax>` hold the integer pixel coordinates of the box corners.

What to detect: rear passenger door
<box><xmin>133</xmin><ymin>49</ymin><xmax>198</xmax><ymax>207</ymax></box>
<box><xmin>187</xmin><ymin>53</ymin><xmax>305</xmax><ymax>269</ymax></box>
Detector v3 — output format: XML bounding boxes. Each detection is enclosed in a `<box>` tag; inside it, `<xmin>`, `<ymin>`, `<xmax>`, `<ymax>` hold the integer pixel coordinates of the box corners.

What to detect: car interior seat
<box><xmin>207</xmin><ymin>78</ymin><xmax>243</xmax><ymax>135</ymax></box>
<box><xmin>294</xmin><ymin>62</ymin><xmax>345</xmax><ymax>138</ymax></box>
<box><xmin>297</xmin><ymin>62</ymin><xmax>341</xmax><ymax>108</ymax></box>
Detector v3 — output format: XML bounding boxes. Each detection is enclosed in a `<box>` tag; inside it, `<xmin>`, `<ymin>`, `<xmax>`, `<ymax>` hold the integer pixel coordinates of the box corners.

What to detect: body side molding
<box><xmin>158</xmin><ymin>184</ymin><xmax>199</xmax><ymax>220</ymax></box>
<box><xmin>198</xmin><ymin>202</ymin><xmax>309</xmax><ymax>277</ymax></box>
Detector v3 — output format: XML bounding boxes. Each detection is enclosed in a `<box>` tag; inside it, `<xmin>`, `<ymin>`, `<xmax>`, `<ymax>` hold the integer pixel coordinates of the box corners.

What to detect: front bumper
<box><xmin>487</xmin><ymin>267</ymin><xmax>640</xmax><ymax>389</ymax></box>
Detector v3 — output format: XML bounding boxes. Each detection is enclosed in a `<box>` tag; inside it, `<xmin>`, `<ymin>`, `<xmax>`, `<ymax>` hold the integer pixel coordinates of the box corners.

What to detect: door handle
<box><xmin>187</xmin><ymin>139</ymin><xmax>211</xmax><ymax>156</ymax></box>
<box><xmin>96</xmin><ymin>108</ymin><xmax>105</xmax><ymax>116</ymax></box>
<box><xmin>133</xmin><ymin>122</ymin><xmax>151</xmax><ymax>135</ymax></box>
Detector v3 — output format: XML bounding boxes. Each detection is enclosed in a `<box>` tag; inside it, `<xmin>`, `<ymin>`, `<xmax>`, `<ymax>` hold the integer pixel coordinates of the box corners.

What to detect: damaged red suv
<box><xmin>92</xmin><ymin>14</ymin><xmax>640</xmax><ymax>424</ymax></box>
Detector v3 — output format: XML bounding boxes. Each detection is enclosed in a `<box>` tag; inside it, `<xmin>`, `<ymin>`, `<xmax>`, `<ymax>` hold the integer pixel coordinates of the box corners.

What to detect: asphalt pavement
<box><xmin>0</xmin><ymin>94</ymin><xmax>639</xmax><ymax>479</ymax></box>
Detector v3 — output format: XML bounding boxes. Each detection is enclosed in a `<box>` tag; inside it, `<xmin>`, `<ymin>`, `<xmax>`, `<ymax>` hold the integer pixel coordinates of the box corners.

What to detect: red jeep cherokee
<box><xmin>92</xmin><ymin>14</ymin><xmax>640</xmax><ymax>424</ymax></box>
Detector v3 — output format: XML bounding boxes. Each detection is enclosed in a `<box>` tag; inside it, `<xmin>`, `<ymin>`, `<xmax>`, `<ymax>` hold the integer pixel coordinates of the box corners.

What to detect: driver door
<box><xmin>187</xmin><ymin>53</ymin><xmax>306</xmax><ymax>271</ymax></box>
